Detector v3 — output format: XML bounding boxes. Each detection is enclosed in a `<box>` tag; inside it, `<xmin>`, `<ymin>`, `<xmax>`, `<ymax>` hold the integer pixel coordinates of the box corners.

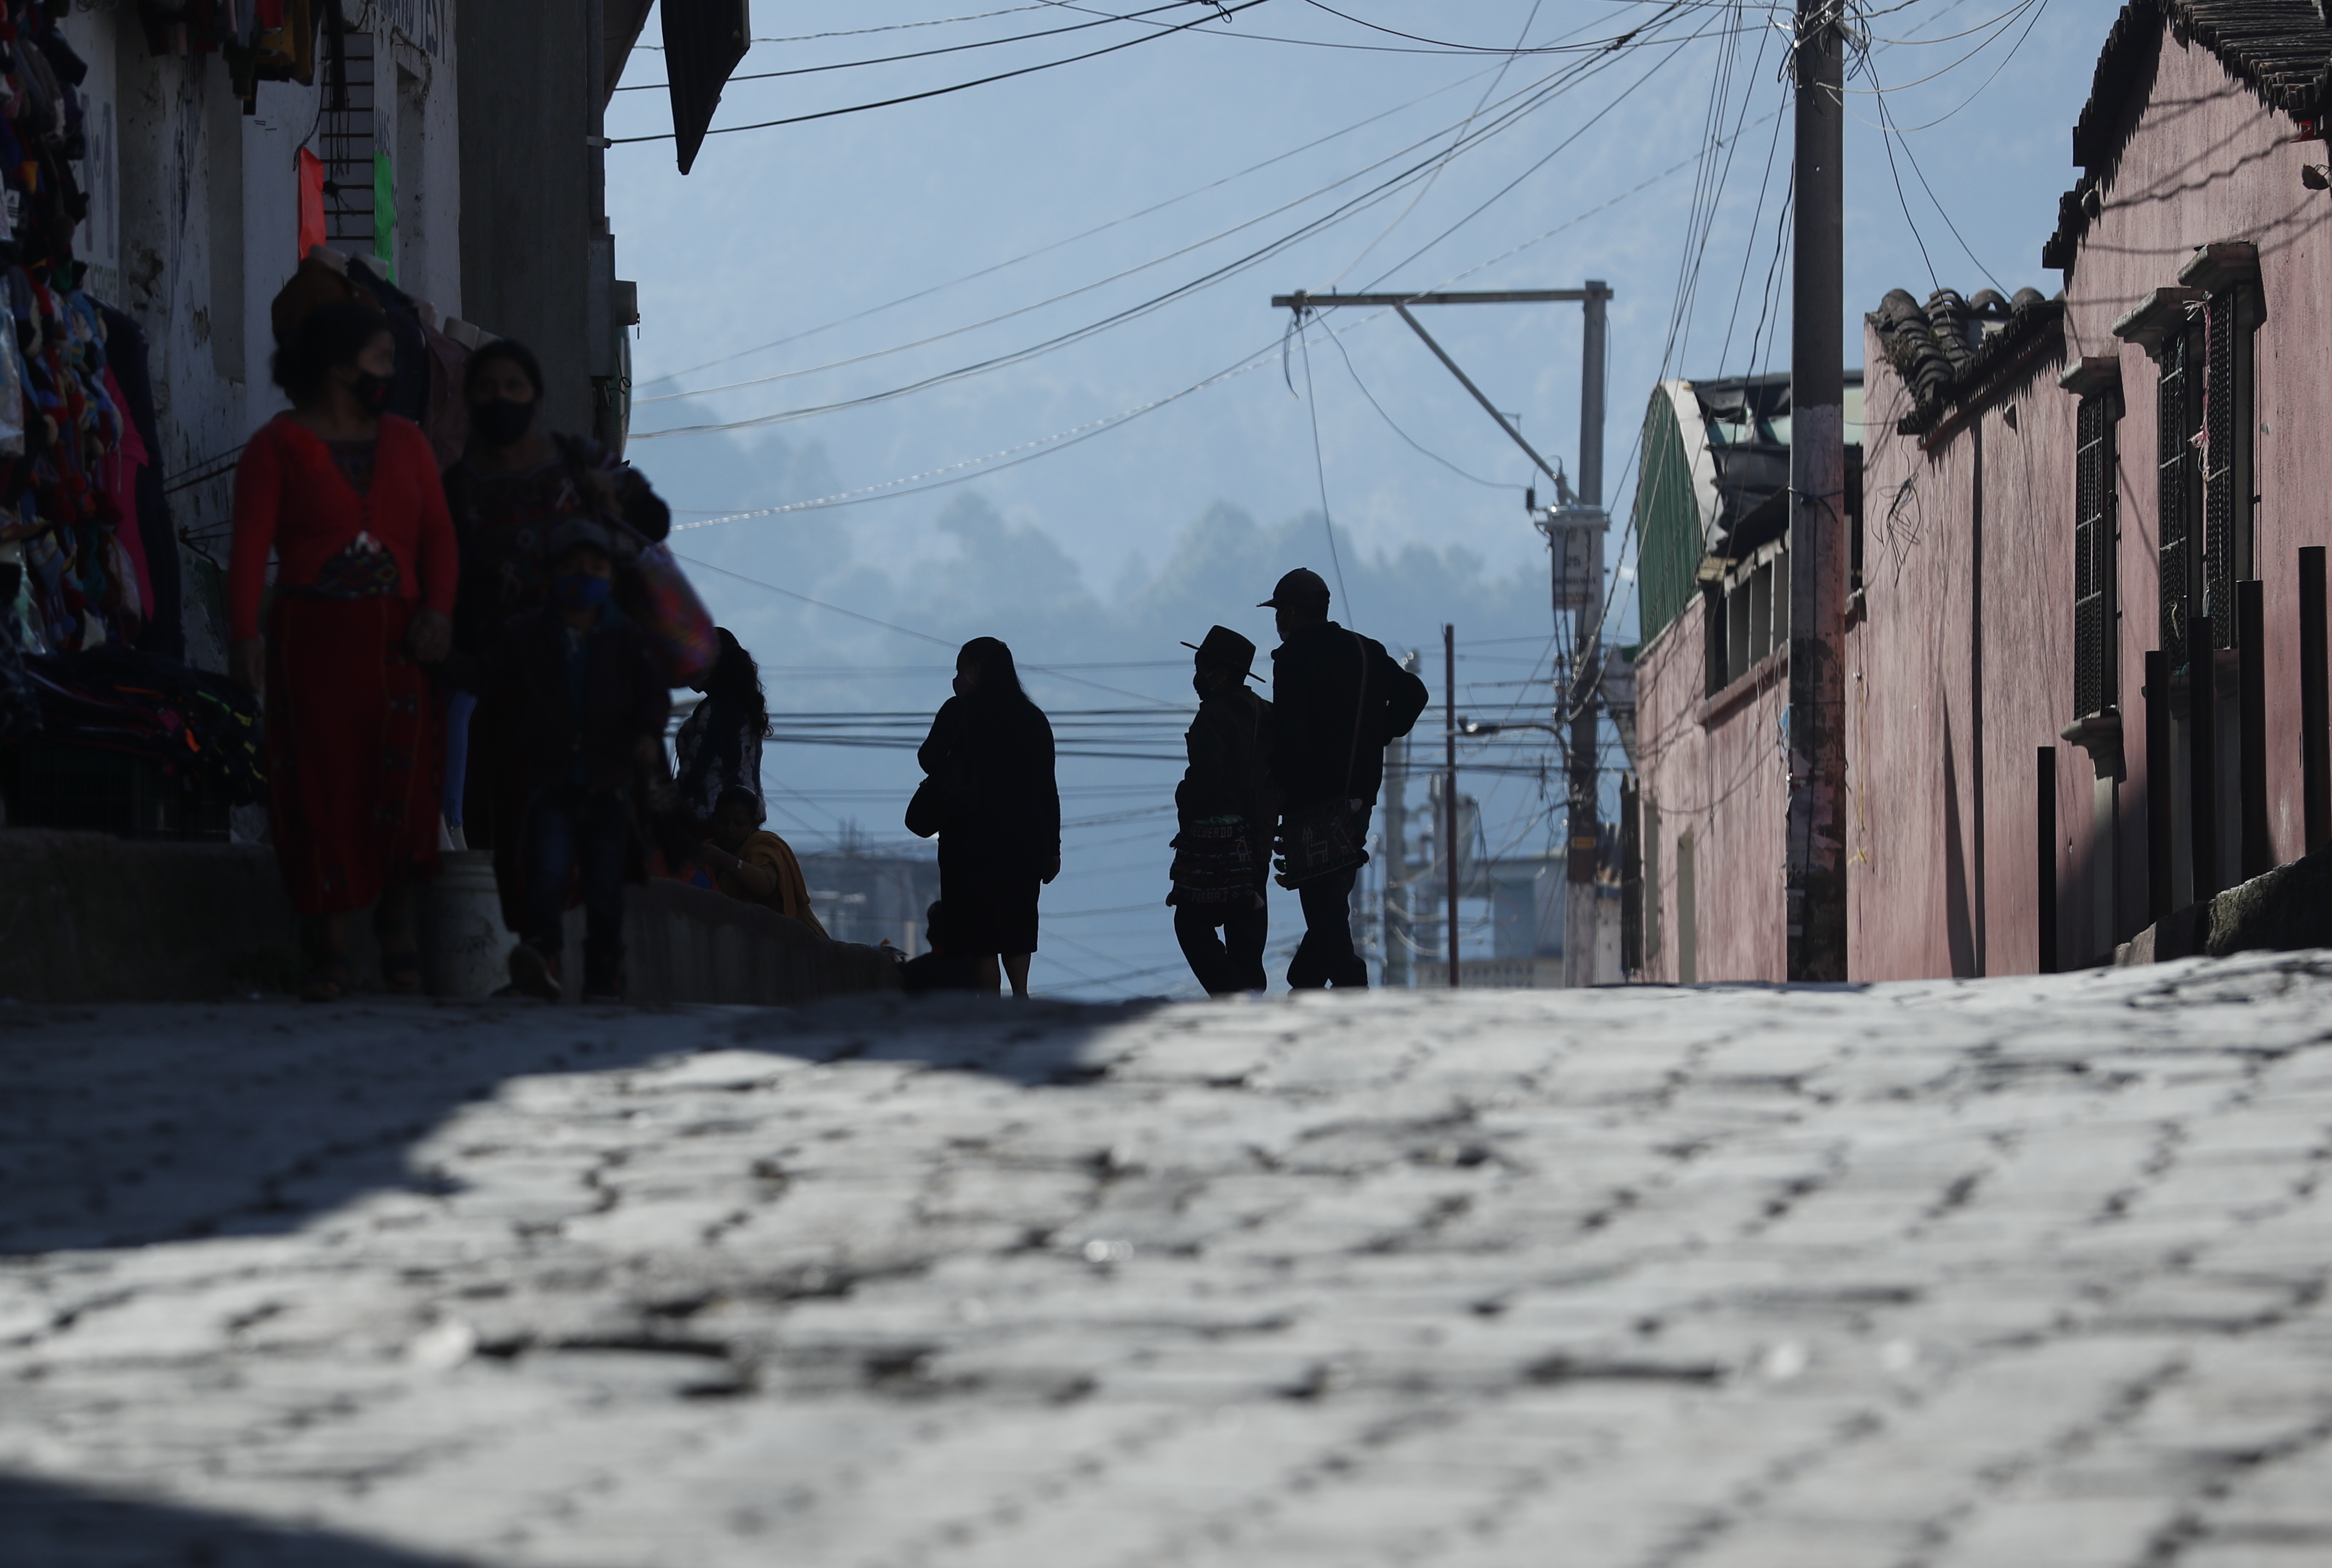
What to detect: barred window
<box><xmin>2073</xmin><ymin>392</ymin><xmax>2119</xmax><ymax>719</ymax></box>
<box><xmin>2201</xmin><ymin>285</ymin><xmax>2257</xmax><ymax>648</ymax></box>
<box><xmin>2156</xmin><ymin>326</ymin><xmax>2201</xmax><ymax>672</ymax></box>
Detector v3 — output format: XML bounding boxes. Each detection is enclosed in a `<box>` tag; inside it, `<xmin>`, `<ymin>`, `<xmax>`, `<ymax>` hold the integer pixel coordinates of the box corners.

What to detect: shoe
<box><xmin>506</xmin><ymin>943</ymin><xmax>562</xmax><ymax>1001</ymax></box>
<box><xmin>581</xmin><ymin>972</ymin><xmax>626</xmax><ymax>1005</ymax></box>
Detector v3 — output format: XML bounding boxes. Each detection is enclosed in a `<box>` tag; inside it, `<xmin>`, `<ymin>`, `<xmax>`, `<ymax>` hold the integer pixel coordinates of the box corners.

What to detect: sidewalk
<box><xmin>3</xmin><ymin>959</ymin><xmax>2329</xmax><ymax>1565</ymax></box>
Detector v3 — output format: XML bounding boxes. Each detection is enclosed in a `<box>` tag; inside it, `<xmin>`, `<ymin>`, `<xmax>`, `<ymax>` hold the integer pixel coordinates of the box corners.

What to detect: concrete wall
<box><xmin>1851</xmin><ymin>329</ymin><xmax>2081</xmax><ymax>979</ymax></box>
<box><xmin>1631</xmin><ymin>593</ymin><xmax>1789</xmax><ymax>983</ymax></box>
<box><xmin>0</xmin><ymin>831</ymin><xmax>300</xmax><ymax>1001</ymax></box>
<box><xmin>457</xmin><ymin>0</ymin><xmax>598</xmax><ymax>439</ymax></box>
<box><xmin>564</xmin><ymin>881</ymin><xmax>906</xmax><ymax>1005</ymax></box>
<box><xmin>0</xmin><ymin>830</ymin><xmax>900</xmax><ymax>1005</ymax></box>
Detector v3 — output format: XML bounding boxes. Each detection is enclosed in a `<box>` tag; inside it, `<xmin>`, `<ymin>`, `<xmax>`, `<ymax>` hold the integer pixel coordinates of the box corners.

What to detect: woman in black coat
<box><xmin>914</xmin><ymin>637</ymin><xmax>1060</xmax><ymax>998</ymax></box>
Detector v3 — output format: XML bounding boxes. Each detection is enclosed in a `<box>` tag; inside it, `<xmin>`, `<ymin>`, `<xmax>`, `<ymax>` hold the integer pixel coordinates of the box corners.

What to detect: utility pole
<box><xmin>1268</xmin><ymin>284</ymin><xmax>1615</xmax><ymax>984</ymax></box>
<box><xmin>1563</xmin><ymin>285</ymin><xmax>1610</xmax><ymax>989</ymax></box>
<box><xmin>1783</xmin><ymin>0</ymin><xmax>1849</xmax><ymax>982</ymax></box>
<box><xmin>1445</xmin><ymin>624</ymin><xmax>1460</xmax><ymax>991</ymax></box>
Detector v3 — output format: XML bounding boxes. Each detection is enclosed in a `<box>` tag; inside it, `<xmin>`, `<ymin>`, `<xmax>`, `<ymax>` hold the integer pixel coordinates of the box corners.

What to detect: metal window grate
<box><xmin>2156</xmin><ymin>328</ymin><xmax>2198</xmax><ymax>672</ymax></box>
<box><xmin>322</xmin><ymin>26</ymin><xmax>377</xmax><ymax>250</ymax></box>
<box><xmin>2203</xmin><ymin>289</ymin><xmax>2239</xmax><ymax>650</ymax></box>
<box><xmin>2073</xmin><ymin>393</ymin><xmax>2119</xmax><ymax>719</ymax></box>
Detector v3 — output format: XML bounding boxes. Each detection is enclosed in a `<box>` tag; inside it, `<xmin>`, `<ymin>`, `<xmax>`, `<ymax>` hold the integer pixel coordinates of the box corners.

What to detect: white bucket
<box><xmin>428</xmin><ymin>850</ymin><xmax>514</xmax><ymax>998</ymax></box>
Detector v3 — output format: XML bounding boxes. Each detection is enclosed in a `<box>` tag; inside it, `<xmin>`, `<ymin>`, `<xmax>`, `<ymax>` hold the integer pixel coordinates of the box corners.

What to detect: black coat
<box><xmin>484</xmin><ymin>607</ymin><xmax>672</xmax><ymax>796</ymax></box>
<box><xmin>917</xmin><ymin>693</ymin><xmax>1061</xmax><ymax>867</ymax></box>
<box><xmin>1269</xmin><ymin>621</ymin><xmax>1430</xmax><ymax>813</ymax></box>
<box><xmin>1178</xmin><ymin>685</ymin><xmax>1276</xmax><ymax>852</ymax></box>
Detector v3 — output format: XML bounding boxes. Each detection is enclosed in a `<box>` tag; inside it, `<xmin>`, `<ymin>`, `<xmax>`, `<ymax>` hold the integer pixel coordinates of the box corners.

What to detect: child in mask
<box><xmin>480</xmin><ymin>518</ymin><xmax>671</xmax><ymax>1000</ymax></box>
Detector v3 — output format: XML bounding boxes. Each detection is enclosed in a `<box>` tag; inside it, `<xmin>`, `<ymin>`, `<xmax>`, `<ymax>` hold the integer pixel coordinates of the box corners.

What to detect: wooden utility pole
<box><xmin>1783</xmin><ymin>0</ymin><xmax>1849</xmax><ymax>981</ymax></box>
<box><xmin>1445</xmin><ymin>624</ymin><xmax>1460</xmax><ymax>991</ymax></box>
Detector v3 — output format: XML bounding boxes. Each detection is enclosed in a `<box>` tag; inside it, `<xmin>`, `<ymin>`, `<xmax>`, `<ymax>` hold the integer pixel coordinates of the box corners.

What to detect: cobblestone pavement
<box><xmin>4</xmin><ymin>956</ymin><xmax>2332</xmax><ymax>1567</ymax></box>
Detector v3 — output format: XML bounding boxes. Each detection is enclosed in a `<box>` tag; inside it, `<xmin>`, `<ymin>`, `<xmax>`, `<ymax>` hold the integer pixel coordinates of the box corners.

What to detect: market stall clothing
<box><xmin>225</xmin><ymin>415</ymin><xmax>458</xmax><ymax>645</ymax></box>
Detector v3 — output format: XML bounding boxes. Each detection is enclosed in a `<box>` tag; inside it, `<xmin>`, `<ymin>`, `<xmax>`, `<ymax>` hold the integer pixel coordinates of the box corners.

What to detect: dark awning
<box><xmin>663</xmin><ymin>0</ymin><xmax>751</xmax><ymax>176</ymax></box>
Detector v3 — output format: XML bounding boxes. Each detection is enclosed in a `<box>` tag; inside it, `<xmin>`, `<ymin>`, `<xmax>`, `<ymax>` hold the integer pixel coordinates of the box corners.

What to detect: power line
<box><xmin>636</xmin><ymin>28</ymin><xmax>1697</xmax><ymax>418</ymax></box>
<box><xmin>613</xmin><ymin>0</ymin><xmax>1202</xmax><ymax>93</ymax></box>
<box><xmin>609</xmin><ymin>0</ymin><xmax>1270</xmax><ymax>147</ymax></box>
<box><xmin>641</xmin><ymin>60</ymin><xmax>1508</xmax><ymax>386</ymax></box>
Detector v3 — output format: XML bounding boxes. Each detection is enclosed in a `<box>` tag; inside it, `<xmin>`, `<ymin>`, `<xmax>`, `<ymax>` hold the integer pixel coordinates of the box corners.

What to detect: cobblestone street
<box><xmin>4</xmin><ymin>957</ymin><xmax>2331</xmax><ymax>1566</ymax></box>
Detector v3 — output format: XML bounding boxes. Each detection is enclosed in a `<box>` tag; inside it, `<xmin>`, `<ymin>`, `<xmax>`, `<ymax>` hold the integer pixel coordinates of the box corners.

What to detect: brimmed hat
<box><xmin>1258</xmin><ymin>567</ymin><xmax>1331</xmax><ymax>609</ymax></box>
<box><xmin>1180</xmin><ymin>625</ymin><xmax>1259</xmax><ymax>682</ymax></box>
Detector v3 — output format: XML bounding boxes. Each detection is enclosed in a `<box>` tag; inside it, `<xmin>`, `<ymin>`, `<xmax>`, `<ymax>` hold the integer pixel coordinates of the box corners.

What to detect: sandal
<box><xmin>381</xmin><ymin>946</ymin><xmax>424</xmax><ymax>996</ymax></box>
<box><xmin>301</xmin><ymin>955</ymin><xmax>352</xmax><ymax>1003</ymax></box>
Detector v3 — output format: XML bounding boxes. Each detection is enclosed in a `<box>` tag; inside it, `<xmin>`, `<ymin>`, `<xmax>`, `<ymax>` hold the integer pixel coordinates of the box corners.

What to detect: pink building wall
<box><xmin>2062</xmin><ymin>29</ymin><xmax>2332</xmax><ymax>881</ymax></box>
<box><xmin>1633</xmin><ymin>594</ymin><xmax>1789</xmax><ymax>983</ymax></box>
<box><xmin>1635</xmin><ymin>17</ymin><xmax>2332</xmax><ymax>983</ymax></box>
<box><xmin>1851</xmin><ymin>328</ymin><xmax>2083</xmax><ymax>978</ymax></box>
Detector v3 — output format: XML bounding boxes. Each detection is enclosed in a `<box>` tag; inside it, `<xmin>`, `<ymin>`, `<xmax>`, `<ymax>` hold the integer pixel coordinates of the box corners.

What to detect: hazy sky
<box><xmin>601</xmin><ymin>0</ymin><xmax>2120</xmax><ymax>997</ymax></box>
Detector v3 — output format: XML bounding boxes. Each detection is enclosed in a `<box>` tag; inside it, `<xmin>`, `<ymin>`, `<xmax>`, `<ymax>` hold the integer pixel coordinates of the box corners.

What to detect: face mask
<box><xmin>349</xmin><ymin>370</ymin><xmax>393</xmax><ymax>415</ymax></box>
<box><xmin>553</xmin><ymin>572</ymin><xmax>612</xmax><ymax>610</ymax></box>
<box><xmin>471</xmin><ymin>397</ymin><xmax>534</xmax><ymax>447</ymax></box>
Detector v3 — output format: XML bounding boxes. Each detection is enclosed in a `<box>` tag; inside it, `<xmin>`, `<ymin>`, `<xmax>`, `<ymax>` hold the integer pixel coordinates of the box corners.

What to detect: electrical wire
<box><xmin>613</xmin><ymin>0</ymin><xmax>1205</xmax><ymax>92</ymax></box>
<box><xmin>608</xmin><ymin>0</ymin><xmax>1271</xmax><ymax>147</ymax></box>
<box><xmin>637</xmin><ymin>24</ymin><xmax>1707</xmax><ymax>415</ymax></box>
<box><xmin>643</xmin><ymin>60</ymin><xmax>1508</xmax><ymax>384</ymax></box>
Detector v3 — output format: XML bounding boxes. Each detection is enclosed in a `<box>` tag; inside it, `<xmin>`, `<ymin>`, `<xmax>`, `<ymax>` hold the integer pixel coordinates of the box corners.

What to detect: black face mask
<box><xmin>349</xmin><ymin>370</ymin><xmax>393</xmax><ymax>415</ymax></box>
<box><xmin>471</xmin><ymin>396</ymin><xmax>535</xmax><ymax>447</ymax></box>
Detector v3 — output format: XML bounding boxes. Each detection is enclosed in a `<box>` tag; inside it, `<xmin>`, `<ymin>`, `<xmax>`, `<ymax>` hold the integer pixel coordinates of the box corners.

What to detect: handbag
<box><xmin>905</xmin><ymin>774</ymin><xmax>946</xmax><ymax>838</ymax></box>
<box><xmin>618</xmin><ymin>540</ymin><xmax>719</xmax><ymax>684</ymax></box>
<box><xmin>1274</xmin><ymin>632</ymin><xmax>1373</xmax><ymax>889</ymax></box>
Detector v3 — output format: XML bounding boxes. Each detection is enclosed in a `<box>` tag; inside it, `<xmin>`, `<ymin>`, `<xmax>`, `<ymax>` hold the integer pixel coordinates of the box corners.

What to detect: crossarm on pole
<box><xmin>1389</xmin><ymin>305</ymin><xmax>1573</xmax><ymax>505</ymax></box>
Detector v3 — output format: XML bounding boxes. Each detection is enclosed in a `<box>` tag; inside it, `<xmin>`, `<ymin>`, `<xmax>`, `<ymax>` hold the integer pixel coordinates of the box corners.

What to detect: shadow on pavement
<box><xmin>0</xmin><ymin>992</ymin><xmax>1172</xmax><ymax>1258</ymax></box>
<box><xmin>0</xmin><ymin>1470</ymin><xmax>474</xmax><ymax>1567</ymax></box>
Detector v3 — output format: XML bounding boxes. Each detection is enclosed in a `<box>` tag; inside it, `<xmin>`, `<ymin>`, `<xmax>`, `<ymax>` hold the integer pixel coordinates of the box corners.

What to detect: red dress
<box><xmin>229</xmin><ymin>415</ymin><xmax>459</xmax><ymax>916</ymax></box>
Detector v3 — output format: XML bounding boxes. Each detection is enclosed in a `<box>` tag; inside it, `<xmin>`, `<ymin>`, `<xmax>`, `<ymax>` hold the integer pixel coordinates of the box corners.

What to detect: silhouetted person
<box><xmin>675</xmin><ymin>628</ymin><xmax>768</xmax><ymax>824</ymax></box>
<box><xmin>902</xmin><ymin>902</ymin><xmax>984</xmax><ymax>994</ymax></box>
<box><xmin>1169</xmin><ymin>626</ymin><xmax>1276</xmax><ymax>995</ymax></box>
<box><xmin>698</xmin><ymin>785</ymin><xmax>826</xmax><ymax>937</ymax></box>
<box><xmin>914</xmin><ymin>637</ymin><xmax>1061</xmax><ymax>998</ymax></box>
<box><xmin>1263</xmin><ymin>569</ymin><xmax>1428</xmax><ymax>988</ymax></box>
<box><xmin>483</xmin><ymin>520</ymin><xmax>671</xmax><ymax>1001</ymax></box>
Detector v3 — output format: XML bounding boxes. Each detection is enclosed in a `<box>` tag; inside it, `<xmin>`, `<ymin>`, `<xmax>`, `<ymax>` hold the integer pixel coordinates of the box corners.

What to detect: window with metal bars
<box><xmin>2073</xmin><ymin>392</ymin><xmax>2119</xmax><ymax>719</ymax></box>
<box><xmin>2201</xmin><ymin>285</ymin><xmax>2255</xmax><ymax>648</ymax></box>
<box><xmin>2156</xmin><ymin>325</ymin><xmax>2201</xmax><ymax>673</ymax></box>
<box><xmin>319</xmin><ymin>26</ymin><xmax>378</xmax><ymax>255</ymax></box>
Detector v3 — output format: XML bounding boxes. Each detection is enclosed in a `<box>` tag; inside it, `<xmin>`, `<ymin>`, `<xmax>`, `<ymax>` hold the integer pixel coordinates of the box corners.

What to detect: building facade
<box><xmin>1630</xmin><ymin>0</ymin><xmax>2332</xmax><ymax>981</ymax></box>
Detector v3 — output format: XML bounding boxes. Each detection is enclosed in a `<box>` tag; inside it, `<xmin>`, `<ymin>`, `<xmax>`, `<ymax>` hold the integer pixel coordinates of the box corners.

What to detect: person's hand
<box><xmin>1043</xmin><ymin>852</ymin><xmax>1061</xmax><ymax>885</ymax></box>
<box><xmin>407</xmin><ymin>608</ymin><xmax>452</xmax><ymax>664</ymax></box>
<box><xmin>230</xmin><ymin>638</ymin><xmax>266</xmax><ymax>696</ymax></box>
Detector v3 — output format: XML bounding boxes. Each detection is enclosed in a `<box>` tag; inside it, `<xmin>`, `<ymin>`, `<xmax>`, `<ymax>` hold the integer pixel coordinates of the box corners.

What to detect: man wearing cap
<box><xmin>1261</xmin><ymin>568</ymin><xmax>1430</xmax><ymax>988</ymax></box>
<box><xmin>1168</xmin><ymin>626</ymin><xmax>1277</xmax><ymax>994</ymax></box>
<box><xmin>480</xmin><ymin>517</ymin><xmax>672</xmax><ymax>1000</ymax></box>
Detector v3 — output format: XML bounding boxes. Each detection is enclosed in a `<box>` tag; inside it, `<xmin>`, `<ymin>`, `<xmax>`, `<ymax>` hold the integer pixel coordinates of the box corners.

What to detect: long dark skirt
<box><xmin>264</xmin><ymin>596</ymin><xmax>440</xmax><ymax>916</ymax></box>
<box><xmin>938</xmin><ymin>838</ymin><xmax>1041</xmax><ymax>955</ymax></box>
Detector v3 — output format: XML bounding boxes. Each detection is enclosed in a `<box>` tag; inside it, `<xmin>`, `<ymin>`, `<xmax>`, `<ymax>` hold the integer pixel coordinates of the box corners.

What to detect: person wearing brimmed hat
<box><xmin>1261</xmin><ymin>569</ymin><xmax>1429</xmax><ymax>988</ymax></box>
<box><xmin>229</xmin><ymin>292</ymin><xmax>458</xmax><ymax>1001</ymax></box>
<box><xmin>477</xmin><ymin>517</ymin><xmax>671</xmax><ymax>1000</ymax></box>
<box><xmin>1168</xmin><ymin>625</ymin><xmax>1276</xmax><ymax>994</ymax></box>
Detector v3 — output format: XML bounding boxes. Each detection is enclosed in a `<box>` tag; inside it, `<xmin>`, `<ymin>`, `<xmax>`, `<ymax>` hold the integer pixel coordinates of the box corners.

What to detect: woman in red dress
<box><xmin>229</xmin><ymin>301</ymin><xmax>458</xmax><ymax>999</ymax></box>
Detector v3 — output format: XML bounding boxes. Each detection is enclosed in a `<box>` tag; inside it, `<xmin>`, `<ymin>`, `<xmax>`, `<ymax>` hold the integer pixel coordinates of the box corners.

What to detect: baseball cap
<box><xmin>1258</xmin><ymin>567</ymin><xmax>1331</xmax><ymax>609</ymax></box>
